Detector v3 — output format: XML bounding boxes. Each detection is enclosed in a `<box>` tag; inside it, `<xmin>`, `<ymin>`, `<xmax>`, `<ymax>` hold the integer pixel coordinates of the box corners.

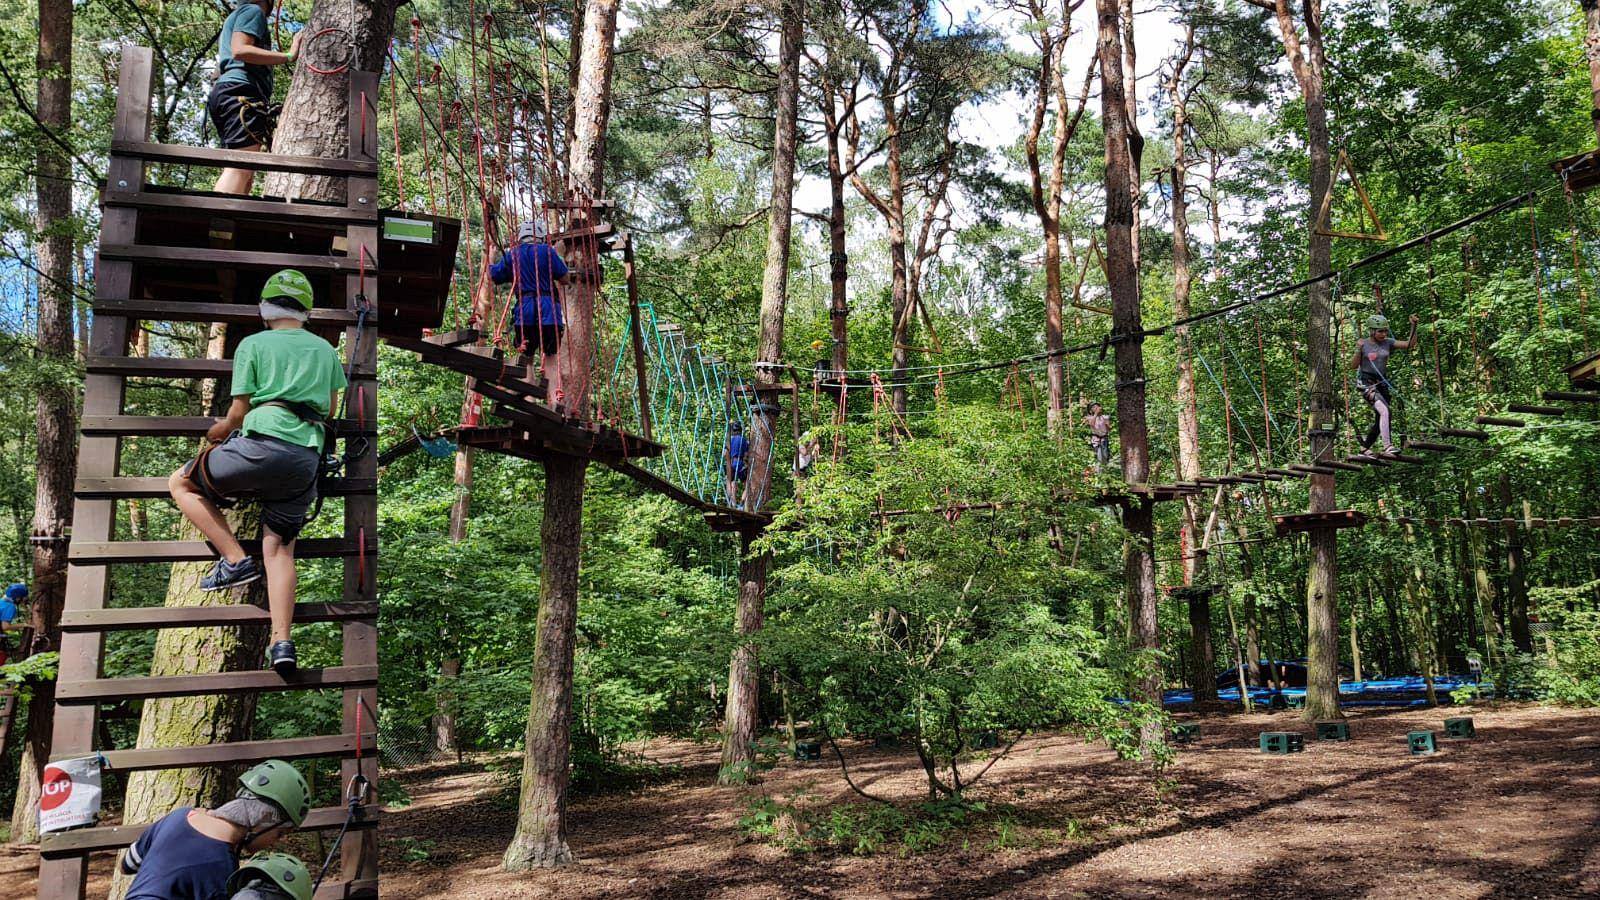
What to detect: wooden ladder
<box><xmin>37</xmin><ymin>48</ymin><xmax>380</xmax><ymax>900</ymax></box>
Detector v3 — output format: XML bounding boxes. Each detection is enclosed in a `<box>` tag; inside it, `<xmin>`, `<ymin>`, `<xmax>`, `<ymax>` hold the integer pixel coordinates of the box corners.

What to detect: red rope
<box><xmin>388</xmin><ymin>46</ymin><xmax>406</xmax><ymax>209</ymax></box>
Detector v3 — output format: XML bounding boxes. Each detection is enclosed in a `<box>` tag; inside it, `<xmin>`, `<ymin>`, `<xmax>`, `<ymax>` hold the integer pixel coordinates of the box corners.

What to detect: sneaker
<box><xmin>1382</xmin><ymin>444</ymin><xmax>1399</xmax><ymax>455</ymax></box>
<box><xmin>269</xmin><ymin>640</ymin><xmax>297</xmax><ymax>676</ymax></box>
<box><xmin>200</xmin><ymin>557</ymin><xmax>261</xmax><ymax>592</ymax></box>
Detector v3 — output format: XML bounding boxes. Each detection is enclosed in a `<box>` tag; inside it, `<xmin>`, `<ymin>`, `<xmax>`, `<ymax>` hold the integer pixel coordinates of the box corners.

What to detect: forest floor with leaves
<box><xmin>2</xmin><ymin>703</ymin><xmax>1596</xmax><ymax>898</ymax></box>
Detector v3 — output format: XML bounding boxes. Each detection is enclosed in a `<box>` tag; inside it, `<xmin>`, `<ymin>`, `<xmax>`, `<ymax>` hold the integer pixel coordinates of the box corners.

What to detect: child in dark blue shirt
<box><xmin>489</xmin><ymin>220</ymin><xmax>572</xmax><ymax>404</ymax></box>
<box><xmin>725</xmin><ymin>421</ymin><xmax>750</xmax><ymax>507</ymax></box>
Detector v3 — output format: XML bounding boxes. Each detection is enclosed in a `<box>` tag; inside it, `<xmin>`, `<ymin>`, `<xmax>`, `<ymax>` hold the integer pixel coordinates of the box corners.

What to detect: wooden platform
<box><xmin>1567</xmin><ymin>350</ymin><xmax>1600</xmax><ymax>390</ymax></box>
<box><xmin>1274</xmin><ymin>509</ymin><xmax>1369</xmax><ymax>536</ymax></box>
<box><xmin>36</xmin><ymin>49</ymin><xmax>382</xmax><ymax>900</ymax></box>
<box><xmin>1552</xmin><ymin>148</ymin><xmax>1600</xmax><ymax>194</ymax></box>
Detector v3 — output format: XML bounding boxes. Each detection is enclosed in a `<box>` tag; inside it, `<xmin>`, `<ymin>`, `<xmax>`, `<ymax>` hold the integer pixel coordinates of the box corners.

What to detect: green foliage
<box><xmin>738</xmin><ymin>793</ymin><xmax>1069</xmax><ymax>857</ymax></box>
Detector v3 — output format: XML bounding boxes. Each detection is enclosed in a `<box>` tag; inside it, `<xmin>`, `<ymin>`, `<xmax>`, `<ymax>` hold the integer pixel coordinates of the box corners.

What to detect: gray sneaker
<box><xmin>200</xmin><ymin>557</ymin><xmax>261</xmax><ymax>592</ymax></box>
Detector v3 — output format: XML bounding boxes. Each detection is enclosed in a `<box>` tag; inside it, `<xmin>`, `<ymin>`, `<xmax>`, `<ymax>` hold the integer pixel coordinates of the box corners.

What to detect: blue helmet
<box><xmin>4</xmin><ymin>583</ymin><xmax>24</xmax><ymax>602</ymax></box>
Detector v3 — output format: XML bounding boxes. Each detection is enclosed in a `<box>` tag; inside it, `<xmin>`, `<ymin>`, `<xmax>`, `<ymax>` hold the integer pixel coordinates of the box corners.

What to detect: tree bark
<box><xmin>1260</xmin><ymin>0</ymin><xmax>1340</xmax><ymax>722</ymax></box>
<box><xmin>10</xmin><ymin>0</ymin><xmax>76</xmax><ymax>845</ymax></box>
<box><xmin>1584</xmin><ymin>0</ymin><xmax>1600</xmax><ymax>145</ymax></box>
<box><xmin>720</xmin><ymin>0</ymin><xmax>802</xmax><ymax>784</ymax></box>
<box><xmin>822</xmin><ymin>78</ymin><xmax>849</xmax><ymax>376</ymax></box>
<box><xmin>260</xmin><ymin>0</ymin><xmax>401</xmax><ymax>201</ymax></box>
<box><xmin>1497</xmin><ymin>474</ymin><xmax>1532</xmax><ymax>653</ymax></box>
<box><xmin>1096</xmin><ymin>0</ymin><xmax>1162</xmax><ymax>755</ymax></box>
<box><xmin>503</xmin><ymin>0</ymin><xmax>618</xmax><ymax>868</ymax></box>
<box><xmin>503</xmin><ymin>454</ymin><xmax>585</xmax><ymax>869</ymax></box>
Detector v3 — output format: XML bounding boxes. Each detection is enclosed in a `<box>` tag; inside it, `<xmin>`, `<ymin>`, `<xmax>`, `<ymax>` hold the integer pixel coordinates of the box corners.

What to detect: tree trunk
<box><xmin>1584</xmin><ymin>0</ymin><xmax>1600</xmax><ymax>145</ymax></box>
<box><xmin>1096</xmin><ymin>0</ymin><xmax>1162</xmax><ymax>755</ymax></box>
<box><xmin>434</xmin><ymin>442</ymin><xmax>474</xmax><ymax>755</ymax></box>
<box><xmin>504</xmin><ymin>0</ymin><xmax>618</xmax><ymax>868</ymax></box>
<box><xmin>719</xmin><ymin>531</ymin><xmax>770</xmax><ymax>782</ymax></box>
<box><xmin>823</xmin><ymin>84</ymin><xmax>849</xmax><ymax>376</ymax></box>
<box><xmin>720</xmin><ymin>0</ymin><xmax>801</xmax><ymax>783</ymax></box>
<box><xmin>1119</xmin><ymin>0</ymin><xmax>1142</xmax><ymax>267</ymax></box>
<box><xmin>503</xmin><ymin>455</ymin><xmax>585</xmax><ymax>869</ymax></box>
<box><xmin>1263</xmin><ymin>0</ymin><xmax>1340</xmax><ymax>723</ymax></box>
<box><xmin>1497</xmin><ymin>474</ymin><xmax>1532</xmax><ymax>653</ymax></box>
<box><xmin>260</xmin><ymin>0</ymin><xmax>400</xmax><ymax>201</ymax></box>
<box><xmin>1023</xmin><ymin>3</ymin><xmax>1073</xmax><ymax>432</ymax></box>
<box><xmin>10</xmin><ymin>0</ymin><xmax>75</xmax><ymax>845</ymax></box>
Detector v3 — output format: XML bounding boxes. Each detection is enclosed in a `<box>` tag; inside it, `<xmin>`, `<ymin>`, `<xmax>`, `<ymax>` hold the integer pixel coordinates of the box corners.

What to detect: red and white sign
<box><xmin>39</xmin><ymin>756</ymin><xmax>100</xmax><ymax>833</ymax></box>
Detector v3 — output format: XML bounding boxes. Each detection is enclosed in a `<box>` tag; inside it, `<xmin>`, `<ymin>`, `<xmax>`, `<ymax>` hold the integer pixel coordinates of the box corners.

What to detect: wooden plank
<box><xmin>55</xmin><ymin>664</ymin><xmax>379</xmax><ymax>703</ymax></box>
<box><xmin>95</xmin><ymin>298</ymin><xmax>357</xmax><ymax>326</ymax></box>
<box><xmin>1543</xmin><ymin>389</ymin><xmax>1600</xmax><ymax>403</ymax></box>
<box><xmin>102</xmin><ymin>189</ymin><xmax>375</xmax><ymax>226</ymax></box>
<box><xmin>69</xmin><ymin>536</ymin><xmax>375</xmax><ymax>565</ymax></box>
<box><xmin>100</xmin><ymin>244</ymin><xmax>364</xmax><ymax>274</ymax></box>
<box><xmin>76</xmin><ymin>476</ymin><xmax>375</xmax><ymax>499</ymax></box>
<box><xmin>1404</xmin><ymin>440</ymin><xmax>1456</xmax><ymax>452</ymax></box>
<box><xmin>421</xmin><ymin>327</ymin><xmax>480</xmax><ymax>347</ymax></box>
<box><xmin>110</xmin><ymin>139</ymin><xmax>379</xmax><ymax>176</ymax></box>
<box><xmin>51</xmin><ymin>732</ymin><xmax>374</xmax><ymax>771</ymax></box>
<box><xmin>39</xmin><ymin>804</ymin><xmax>379</xmax><ymax>857</ymax></box>
<box><xmin>81</xmin><ymin>415</ymin><xmax>374</xmax><ymax>437</ymax></box>
<box><xmin>1440</xmin><ymin>427</ymin><xmax>1491</xmax><ymax>440</ymax></box>
<box><xmin>87</xmin><ymin>355</ymin><xmax>375</xmax><ymax>379</ymax></box>
<box><xmin>59</xmin><ymin>601</ymin><xmax>376</xmax><ymax>632</ymax></box>
<box><xmin>387</xmin><ymin>337</ymin><xmax>547</xmax><ymax>396</ymax></box>
<box><xmin>1475</xmin><ymin>415</ymin><xmax>1525</xmax><ymax>427</ymax></box>
<box><xmin>1386</xmin><ymin>452</ymin><xmax>1427</xmax><ymax>464</ymax></box>
<box><xmin>1320</xmin><ymin>460</ymin><xmax>1363</xmax><ymax>472</ymax></box>
<box><xmin>1507</xmin><ymin>403</ymin><xmax>1564</xmax><ymax>417</ymax></box>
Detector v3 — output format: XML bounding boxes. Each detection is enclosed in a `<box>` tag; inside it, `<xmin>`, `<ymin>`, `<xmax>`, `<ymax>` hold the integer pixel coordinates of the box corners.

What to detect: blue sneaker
<box><xmin>269</xmin><ymin>640</ymin><xmax>297</xmax><ymax>675</ymax></box>
<box><xmin>200</xmin><ymin>557</ymin><xmax>261</xmax><ymax>592</ymax></box>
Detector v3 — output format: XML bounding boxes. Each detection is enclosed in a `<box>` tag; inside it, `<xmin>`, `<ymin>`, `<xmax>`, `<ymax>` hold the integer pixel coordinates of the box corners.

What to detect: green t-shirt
<box><xmin>217</xmin><ymin>3</ymin><xmax>274</xmax><ymax>99</ymax></box>
<box><xmin>233</xmin><ymin>328</ymin><xmax>347</xmax><ymax>450</ymax></box>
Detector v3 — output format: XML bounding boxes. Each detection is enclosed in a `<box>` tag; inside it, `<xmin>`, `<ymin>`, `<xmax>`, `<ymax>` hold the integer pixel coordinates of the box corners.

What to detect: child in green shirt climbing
<box><xmin>168</xmin><ymin>269</ymin><xmax>347</xmax><ymax>674</ymax></box>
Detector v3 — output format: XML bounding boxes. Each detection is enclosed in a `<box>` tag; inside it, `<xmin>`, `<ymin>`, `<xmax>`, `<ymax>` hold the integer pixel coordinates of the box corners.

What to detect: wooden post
<box><xmin>35</xmin><ymin>46</ymin><xmax>150</xmax><ymax>899</ymax></box>
<box><xmin>622</xmin><ymin>234</ymin><xmax>652</xmax><ymax>440</ymax></box>
<box><xmin>340</xmin><ymin>69</ymin><xmax>381</xmax><ymax>888</ymax></box>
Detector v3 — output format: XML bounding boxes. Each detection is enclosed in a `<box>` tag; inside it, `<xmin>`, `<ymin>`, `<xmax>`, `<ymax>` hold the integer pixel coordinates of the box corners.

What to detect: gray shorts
<box><xmin>183</xmin><ymin>432</ymin><xmax>320</xmax><ymax>541</ymax></box>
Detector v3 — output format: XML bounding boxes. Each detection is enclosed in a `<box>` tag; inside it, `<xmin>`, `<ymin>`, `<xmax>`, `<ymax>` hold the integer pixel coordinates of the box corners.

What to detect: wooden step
<box><xmin>1507</xmin><ymin>403</ymin><xmax>1564</xmax><ymax>417</ymax></box>
<box><xmin>1475</xmin><ymin>415</ymin><xmax>1525</xmax><ymax>427</ymax></box>
<box><xmin>102</xmin><ymin>189</ymin><xmax>376</xmax><ymax>227</ymax></box>
<box><xmin>55</xmin><ymin>664</ymin><xmax>379</xmax><ymax>704</ymax></box>
<box><xmin>51</xmin><ymin>732</ymin><xmax>375</xmax><ymax>772</ymax></box>
<box><xmin>81</xmin><ymin>415</ymin><xmax>374</xmax><ymax>438</ymax></box>
<box><xmin>87</xmin><ymin>356</ymin><xmax>376</xmax><ymax>379</ymax></box>
<box><xmin>422</xmin><ymin>327</ymin><xmax>481</xmax><ymax>347</ymax></box>
<box><xmin>95</xmin><ymin>298</ymin><xmax>358</xmax><ymax>327</ymax></box>
<box><xmin>1439</xmin><ymin>427</ymin><xmax>1491</xmax><ymax>440</ymax></box>
<box><xmin>69</xmin><ymin>535</ymin><xmax>375</xmax><ymax>565</ymax></box>
<box><xmin>110</xmin><ymin>139</ymin><xmax>379</xmax><ymax>177</ymax></box>
<box><xmin>1405</xmin><ymin>440</ymin><xmax>1456</xmax><ymax>452</ymax></box>
<box><xmin>1543</xmin><ymin>389</ymin><xmax>1600</xmax><ymax>403</ymax></box>
<box><xmin>40</xmin><ymin>803</ymin><xmax>378</xmax><ymax>857</ymax></box>
<box><xmin>1346</xmin><ymin>454</ymin><xmax>1390</xmax><ymax>466</ymax></box>
<box><xmin>100</xmin><ymin>244</ymin><xmax>365</xmax><ymax>274</ymax></box>
<box><xmin>388</xmin><ymin>336</ymin><xmax>546</xmax><ymax>396</ymax></box>
<box><xmin>59</xmin><ymin>601</ymin><xmax>376</xmax><ymax>632</ymax></box>
<box><xmin>76</xmin><ymin>475</ymin><xmax>375</xmax><ymax>499</ymax></box>
<box><xmin>1320</xmin><ymin>460</ymin><xmax>1363</xmax><ymax>472</ymax></box>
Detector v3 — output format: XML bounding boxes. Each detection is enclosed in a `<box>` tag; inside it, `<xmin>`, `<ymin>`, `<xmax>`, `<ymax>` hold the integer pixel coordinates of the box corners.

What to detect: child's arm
<box><xmin>207</xmin><ymin>396</ymin><xmax>251</xmax><ymax>443</ymax></box>
<box><xmin>1394</xmin><ymin>315</ymin><xmax>1420</xmax><ymax>350</ymax></box>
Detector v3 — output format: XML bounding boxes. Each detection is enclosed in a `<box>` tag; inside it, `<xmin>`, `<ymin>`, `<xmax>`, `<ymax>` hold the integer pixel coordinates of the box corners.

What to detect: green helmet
<box><xmin>1366</xmin><ymin>313</ymin><xmax>1390</xmax><ymax>332</ymax></box>
<box><xmin>260</xmin><ymin>269</ymin><xmax>315</xmax><ymax>311</ymax></box>
<box><xmin>238</xmin><ymin>760</ymin><xmax>310</xmax><ymax>827</ymax></box>
<box><xmin>226</xmin><ymin>852</ymin><xmax>313</xmax><ymax>900</ymax></box>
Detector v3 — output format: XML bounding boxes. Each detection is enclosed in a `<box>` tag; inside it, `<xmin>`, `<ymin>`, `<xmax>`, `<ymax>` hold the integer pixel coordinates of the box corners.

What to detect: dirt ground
<box><xmin>3</xmin><ymin>703</ymin><xmax>1596</xmax><ymax>898</ymax></box>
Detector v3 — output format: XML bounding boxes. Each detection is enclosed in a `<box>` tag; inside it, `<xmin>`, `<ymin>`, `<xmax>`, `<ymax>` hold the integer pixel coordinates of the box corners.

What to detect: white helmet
<box><xmin>517</xmin><ymin>220</ymin><xmax>548</xmax><ymax>242</ymax></box>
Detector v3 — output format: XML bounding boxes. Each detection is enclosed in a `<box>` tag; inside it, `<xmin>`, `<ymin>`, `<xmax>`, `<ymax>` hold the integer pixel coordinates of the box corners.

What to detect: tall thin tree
<box><xmin>1095</xmin><ymin>0</ymin><xmax>1162</xmax><ymax>754</ymax></box>
<box><xmin>720</xmin><ymin>0</ymin><xmax>805</xmax><ymax>785</ymax></box>
<box><xmin>9</xmin><ymin>0</ymin><xmax>76</xmax><ymax>844</ymax></box>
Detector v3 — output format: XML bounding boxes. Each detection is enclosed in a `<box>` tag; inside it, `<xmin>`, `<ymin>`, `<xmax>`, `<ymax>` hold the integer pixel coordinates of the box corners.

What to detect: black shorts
<box><xmin>517</xmin><ymin>322</ymin><xmax>564</xmax><ymax>356</ymax></box>
<box><xmin>183</xmin><ymin>432</ymin><xmax>320</xmax><ymax>541</ymax></box>
<box><xmin>207</xmin><ymin>81</ymin><xmax>277</xmax><ymax>150</ymax></box>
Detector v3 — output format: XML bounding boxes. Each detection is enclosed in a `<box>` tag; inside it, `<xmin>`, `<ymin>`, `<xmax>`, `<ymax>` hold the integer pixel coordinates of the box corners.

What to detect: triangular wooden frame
<box><xmin>1314</xmin><ymin>148</ymin><xmax>1389</xmax><ymax>242</ymax></box>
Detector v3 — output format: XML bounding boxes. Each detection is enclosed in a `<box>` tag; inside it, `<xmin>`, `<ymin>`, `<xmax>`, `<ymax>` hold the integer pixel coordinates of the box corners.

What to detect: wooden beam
<box><xmin>95</xmin><ymin>298</ymin><xmax>357</xmax><ymax>326</ymax></box>
<box><xmin>69</xmin><ymin>536</ymin><xmax>374</xmax><ymax>565</ymax></box>
<box><xmin>86</xmin><ymin>356</ymin><xmax>375</xmax><ymax>379</ymax></box>
<box><xmin>110</xmin><ymin>140</ymin><xmax>379</xmax><ymax>176</ymax></box>
<box><xmin>59</xmin><ymin>601</ymin><xmax>376</xmax><ymax>632</ymax></box>
<box><xmin>75</xmin><ymin>476</ymin><xmax>374</xmax><ymax>499</ymax></box>
<box><xmin>52</xmin><ymin>732</ymin><xmax>374</xmax><ymax>771</ymax></box>
<box><xmin>100</xmin><ymin>244</ymin><xmax>365</xmax><ymax>274</ymax></box>
<box><xmin>55</xmin><ymin>665</ymin><xmax>379</xmax><ymax>703</ymax></box>
<box><xmin>81</xmin><ymin>415</ymin><xmax>374</xmax><ymax>437</ymax></box>
<box><xmin>40</xmin><ymin>804</ymin><xmax>378</xmax><ymax>857</ymax></box>
<box><xmin>101</xmin><ymin>189</ymin><xmax>374</xmax><ymax>226</ymax></box>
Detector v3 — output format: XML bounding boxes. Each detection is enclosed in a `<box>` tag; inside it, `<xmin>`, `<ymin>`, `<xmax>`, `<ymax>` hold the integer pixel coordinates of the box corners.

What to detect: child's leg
<box><xmin>261</xmin><ymin>526</ymin><xmax>297</xmax><ymax>644</ymax></box>
<box><xmin>1374</xmin><ymin>393</ymin><xmax>1393</xmax><ymax>449</ymax></box>
<box><xmin>168</xmin><ymin>466</ymin><xmax>247</xmax><ymax>564</ymax></box>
